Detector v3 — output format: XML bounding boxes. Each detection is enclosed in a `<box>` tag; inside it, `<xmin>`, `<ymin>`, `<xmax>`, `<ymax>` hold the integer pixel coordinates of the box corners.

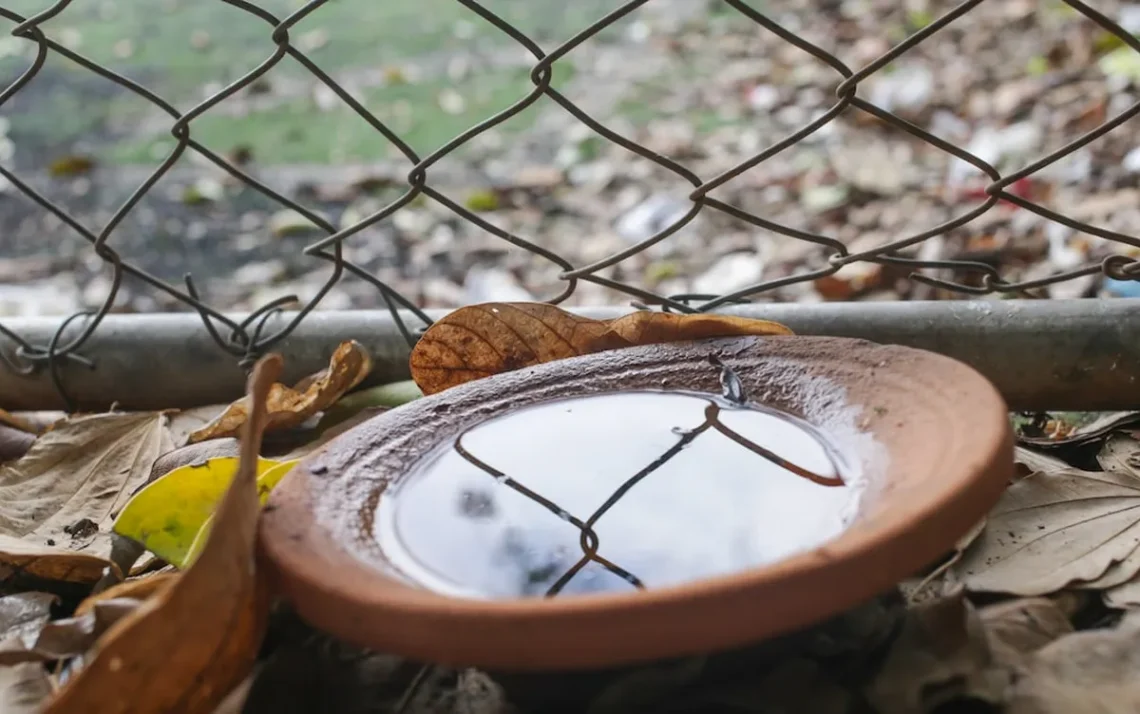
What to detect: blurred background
<box><xmin>2</xmin><ymin>0</ymin><xmax>1140</xmax><ymax>320</ymax></box>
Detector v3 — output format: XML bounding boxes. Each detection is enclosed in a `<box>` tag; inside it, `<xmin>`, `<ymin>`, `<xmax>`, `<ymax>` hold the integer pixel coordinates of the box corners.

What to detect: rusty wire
<box><xmin>2</xmin><ymin>0</ymin><xmax>1140</xmax><ymax>409</ymax></box>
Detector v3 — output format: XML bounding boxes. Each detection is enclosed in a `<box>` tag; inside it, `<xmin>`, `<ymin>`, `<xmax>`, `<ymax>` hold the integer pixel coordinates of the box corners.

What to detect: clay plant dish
<box><xmin>259</xmin><ymin>335</ymin><xmax>1013</xmax><ymax>671</ymax></box>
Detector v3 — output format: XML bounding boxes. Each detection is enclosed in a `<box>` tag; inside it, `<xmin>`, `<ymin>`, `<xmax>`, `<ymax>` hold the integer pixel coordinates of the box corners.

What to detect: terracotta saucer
<box><xmin>259</xmin><ymin>336</ymin><xmax>1013</xmax><ymax>671</ymax></box>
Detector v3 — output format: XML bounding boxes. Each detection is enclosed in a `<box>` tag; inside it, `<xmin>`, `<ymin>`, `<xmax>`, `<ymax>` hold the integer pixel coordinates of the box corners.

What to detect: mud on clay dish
<box><xmin>259</xmin><ymin>335</ymin><xmax>1013</xmax><ymax>670</ymax></box>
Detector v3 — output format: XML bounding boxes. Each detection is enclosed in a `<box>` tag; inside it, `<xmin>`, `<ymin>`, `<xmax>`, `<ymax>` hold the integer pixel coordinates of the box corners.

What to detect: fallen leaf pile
<box><xmin>951</xmin><ymin>432</ymin><xmax>1140</xmax><ymax>606</ymax></box>
<box><xmin>409</xmin><ymin>302</ymin><xmax>793</xmax><ymax>395</ymax></box>
<box><xmin>0</xmin><ymin>341</ymin><xmax>424</xmax><ymax>713</ymax></box>
<box><xmin>5</xmin><ymin>307</ymin><xmax>1140</xmax><ymax>712</ymax></box>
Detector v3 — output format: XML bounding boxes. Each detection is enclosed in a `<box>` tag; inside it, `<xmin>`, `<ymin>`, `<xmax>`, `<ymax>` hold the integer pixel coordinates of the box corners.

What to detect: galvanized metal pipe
<box><xmin>0</xmin><ymin>299</ymin><xmax>1136</xmax><ymax>412</ymax></box>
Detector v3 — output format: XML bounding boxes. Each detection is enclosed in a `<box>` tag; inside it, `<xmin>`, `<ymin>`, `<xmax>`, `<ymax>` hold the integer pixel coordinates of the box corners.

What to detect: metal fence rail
<box><xmin>2</xmin><ymin>0</ymin><xmax>1140</xmax><ymax>411</ymax></box>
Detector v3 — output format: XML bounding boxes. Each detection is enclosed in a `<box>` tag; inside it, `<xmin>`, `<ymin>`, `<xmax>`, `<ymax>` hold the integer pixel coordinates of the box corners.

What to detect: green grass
<box><xmin>110</xmin><ymin>62</ymin><xmax>575</xmax><ymax>164</ymax></box>
<box><xmin>0</xmin><ymin>0</ymin><xmax>606</xmax><ymax>164</ymax></box>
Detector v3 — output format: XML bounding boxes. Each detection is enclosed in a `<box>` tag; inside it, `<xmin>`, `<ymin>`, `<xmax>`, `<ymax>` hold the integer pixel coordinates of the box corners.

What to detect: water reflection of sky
<box><xmin>375</xmin><ymin>391</ymin><xmax>859</xmax><ymax>599</ymax></box>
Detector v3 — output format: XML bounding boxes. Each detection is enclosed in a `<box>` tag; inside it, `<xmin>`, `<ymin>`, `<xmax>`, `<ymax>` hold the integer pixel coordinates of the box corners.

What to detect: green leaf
<box><xmin>112</xmin><ymin>456</ymin><xmax>296</xmax><ymax>569</ymax></box>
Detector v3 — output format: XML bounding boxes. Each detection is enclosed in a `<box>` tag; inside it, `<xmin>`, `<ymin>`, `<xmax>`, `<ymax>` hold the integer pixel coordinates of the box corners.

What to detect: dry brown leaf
<box><xmin>1005</xmin><ymin>613</ymin><xmax>1140</xmax><ymax>713</ymax></box>
<box><xmin>166</xmin><ymin>405</ymin><xmax>228</xmax><ymax>448</ymax></box>
<box><xmin>0</xmin><ymin>592</ymin><xmax>56</xmax><ymax>649</ymax></box>
<box><xmin>207</xmin><ymin>674</ymin><xmax>255</xmax><ymax>714</ymax></box>
<box><xmin>1097</xmin><ymin>432</ymin><xmax>1140</xmax><ymax>477</ymax></box>
<box><xmin>1104</xmin><ymin>577</ymin><xmax>1140</xmax><ymax>607</ymax></box>
<box><xmin>1014</xmin><ymin>446</ymin><xmax>1073</xmax><ymax>477</ymax></box>
<box><xmin>0</xmin><ymin>534</ymin><xmax>116</xmax><ymax>585</ymax></box>
<box><xmin>0</xmin><ymin>597</ymin><xmax>141</xmax><ymax>666</ymax></box>
<box><xmin>409</xmin><ymin>302</ymin><xmax>793</xmax><ymax>395</ymax></box>
<box><xmin>980</xmin><ymin>596</ymin><xmax>1076</xmax><ymax>662</ymax></box>
<box><xmin>0</xmin><ymin>412</ymin><xmax>171</xmax><ymax>559</ymax></box>
<box><xmin>0</xmin><ymin>662</ymin><xmax>52</xmax><ymax>714</ymax></box>
<box><xmin>188</xmin><ymin>340</ymin><xmax>371</xmax><ymax>443</ymax></box>
<box><xmin>0</xmin><ymin>425</ymin><xmax>35</xmax><ymax>464</ymax></box>
<box><xmin>74</xmin><ymin>573</ymin><xmax>178</xmax><ymax>618</ymax></box>
<box><xmin>951</xmin><ymin>461</ymin><xmax>1140</xmax><ymax>596</ymax></box>
<box><xmin>865</xmin><ymin>592</ymin><xmax>1005</xmax><ymax>714</ymax></box>
<box><xmin>42</xmin><ymin>355</ymin><xmax>280</xmax><ymax>714</ymax></box>
<box><xmin>0</xmin><ymin>410</ymin><xmax>38</xmax><ymax>435</ymax></box>
<box><xmin>866</xmin><ymin>592</ymin><xmax>1073</xmax><ymax>714</ymax></box>
<box><xmin>902</xmin><ymin>517</ymin><xmax>987</xmax><ymax>604</ymax></box>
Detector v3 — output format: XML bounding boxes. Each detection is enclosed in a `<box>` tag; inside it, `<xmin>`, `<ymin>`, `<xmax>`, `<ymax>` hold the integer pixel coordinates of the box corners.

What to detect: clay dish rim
<box><xmin>259</xmin><ymin>335</ymin><xmax>1013</xmax><ymax>670</ymax></box>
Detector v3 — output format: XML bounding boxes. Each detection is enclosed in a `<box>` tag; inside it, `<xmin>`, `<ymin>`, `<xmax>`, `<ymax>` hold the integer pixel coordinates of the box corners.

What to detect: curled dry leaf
<box><xmin>1104</xmin><ymin>576</ymin><xmax>1140</xmax><ymax>608</ymax></box>
<box><xmin>0</xmin><ymin>412</ymin><xmax>171</xmax><ymax>560</ymax></box>
<box><xmin>74</xmin><ymin>573</ymin><xmax>178</xmax><ymax>618</ymax></box>
<box><xmin>901</xmin><ymin>517</ymin><xmax>987</xmax><ymax>605</ymax></box>
<box><xmin>0</xmin><ymin>534</ymin><xmax>116</xmax><ymax>586</ymax></box>
<box><xmin>43</xmin><ymin>355</ymin><xmax>281</xmax><ymax>714</ymax></box>
<box><xmin>0</xmin><ymin>592</ymin><xmax>56</xmax><ymax>650</ymax></box>
<box><xmin>1096</xmin><ymin>432</ymin><xmax>1140</xmax><ymax>478</ymax></box>
<box><xmin>951</xmin><ymin>459</ymin><xmax>1140</xmax><ymax>596</ymax></box>
<box><xmin>0</xmin><ymin>661</ymin><xmax>51</xmax><ymax>714</ymax></box>
<box><xmin>1092</xmin><ymin>436</ymin><xmax>1140</xmax><ymax>605</ymax></box>
<box><xmin>1005</xmin><ymin>613</ymin><xmax>1140</xmax><ymax>714</ymax></box>
<box><xmin>166</xmin><ymin>405</ymin><xmax>229</xmax><ymax>448</ymax></box>
<box><xmin>1013</xmin><ymin>445</ymin><xmax>1072</xmax><ymax>478</ymax></box>
<box><xmin>188</xmin><ymin>340</ymin><xmax>372</xmax><ymax>443</ymax></box>
<box><xmin>0</xmin><ymin>410</ymin><xmax>39</xmax><ymax>435</ymax></box>
<box><xmin>1</xmin><ymin>597</ymin><xmax>141</xmax><ymax>666</ymax></box>
<box><xmin>866</xmin><ymin>592</ymin><xmax>1074</xmax><ymax>714</ymax></box>
<box><xmin>0</xmin><ymin>425</ymin><xmax>35</xmax><ymax>464</ymax></box>
<box><xmin>409</xmin><ymin>302</ymin><xmax>793</xmax><ymax>395</ymax></box>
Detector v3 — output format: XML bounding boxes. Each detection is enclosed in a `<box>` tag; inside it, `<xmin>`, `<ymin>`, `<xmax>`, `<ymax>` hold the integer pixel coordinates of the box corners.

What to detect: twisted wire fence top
<box><xmin>2</xmin><ymin>0</ymin><xmax>1140</xmax><ymax>407</ymax></box>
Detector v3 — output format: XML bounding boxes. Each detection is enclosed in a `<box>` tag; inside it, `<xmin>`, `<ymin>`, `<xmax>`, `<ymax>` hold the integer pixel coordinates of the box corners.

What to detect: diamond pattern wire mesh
<box><xmin>2</xmin><ymin>0</ymin><xmax>1140</xmax><ymax>409</ymax></box>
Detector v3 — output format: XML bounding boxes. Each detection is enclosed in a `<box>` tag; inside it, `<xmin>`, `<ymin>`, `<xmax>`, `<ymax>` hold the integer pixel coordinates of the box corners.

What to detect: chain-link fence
<box><xmin>3</xmin><ymin>0</ymin><xmax>1140</xmax><ymax>409</ymax></box>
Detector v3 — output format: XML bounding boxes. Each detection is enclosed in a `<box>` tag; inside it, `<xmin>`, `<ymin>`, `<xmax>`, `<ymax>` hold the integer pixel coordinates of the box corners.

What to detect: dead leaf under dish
<box><xmin>866</xmin><ymin>591</ymin><xmax>1075</xmax><ymax>714</ymax></box>
<box><xmin>409</xmin><ymin>302</ymin><xmax>793</xmax><ymax>395</ymax></box>
<box><xmin>1004</xmin><ymin>612</ymin><xmax>1140</xmax><ymax>713</ymax></box>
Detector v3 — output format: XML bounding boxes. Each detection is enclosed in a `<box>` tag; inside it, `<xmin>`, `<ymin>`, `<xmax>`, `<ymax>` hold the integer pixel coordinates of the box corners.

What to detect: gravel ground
<box><xmin>4</xmin><ymin>0</ymin><xmax>1140</xmax><ymax>320</ymax></box>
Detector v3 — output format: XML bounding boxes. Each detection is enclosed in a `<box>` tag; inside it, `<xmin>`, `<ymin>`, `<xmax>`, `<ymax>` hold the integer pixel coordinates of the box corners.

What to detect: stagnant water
<box><xmin>374</xmin><ymin>389</ymin><xmax>862</xmax><ymax>600</ymax></box>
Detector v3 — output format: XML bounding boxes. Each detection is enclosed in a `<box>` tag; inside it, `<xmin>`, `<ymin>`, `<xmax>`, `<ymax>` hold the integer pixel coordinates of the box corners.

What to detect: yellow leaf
<box><xmin>184</xmin><ymin>459</ymin><xmax>297</xmax><ymax>568</ymax></box>
<box><xmin>409</xmin><ymin>302</ymin><xmax>793</xmax><ymax>395</ymax></box>
<box><xmin>112</xmin><ymin>457</ymin><xmax>283</xmax><ymax>569</ymax></box>
<box><xmin>43</xmin><ymin>355</ymin><xmax>282</xmax><ymax>714</ymax></box>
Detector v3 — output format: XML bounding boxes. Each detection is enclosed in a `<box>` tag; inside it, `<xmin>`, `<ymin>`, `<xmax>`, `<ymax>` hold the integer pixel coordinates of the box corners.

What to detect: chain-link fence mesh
<box><xmin>3</xmin><ymin>0</ymin><xmax>1140</xmax><ymax>409</ymax></box>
